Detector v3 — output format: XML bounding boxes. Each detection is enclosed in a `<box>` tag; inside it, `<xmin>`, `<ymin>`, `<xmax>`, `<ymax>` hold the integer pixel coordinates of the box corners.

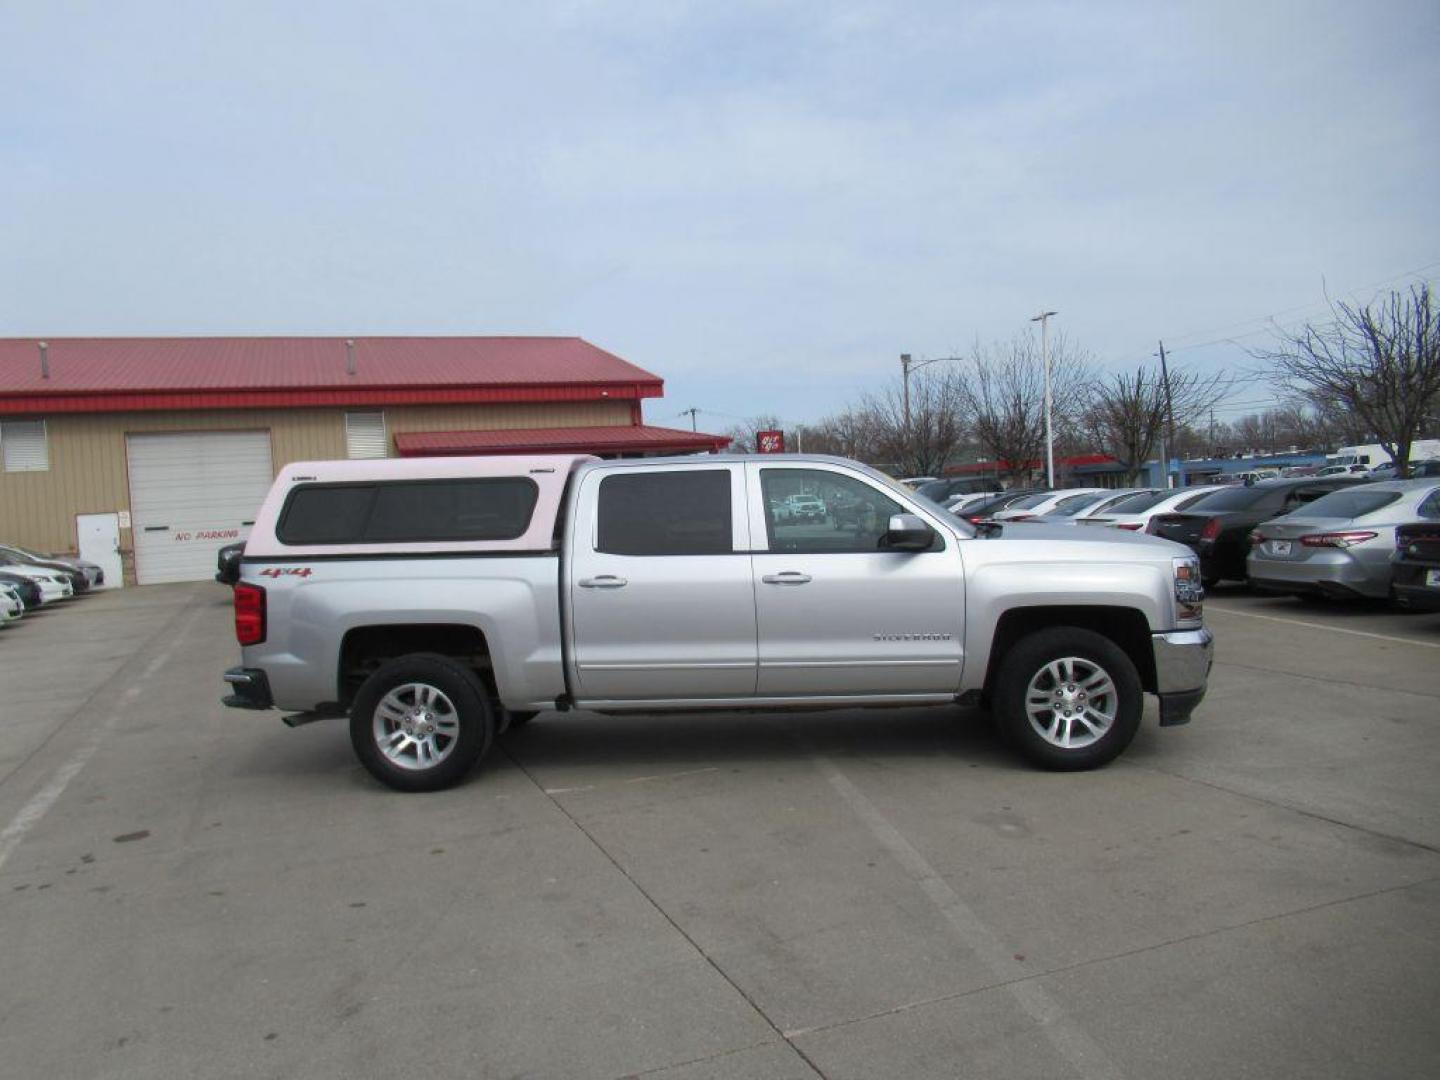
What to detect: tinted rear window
<box><xmin>277</xmin><ymin>478</ymin><xmax>539</xmax><ymax>545</ymax></box>
<box><xmin>1292</xmin><ymin>489</ymin><xmax>1402</xmax><ymax>519</ymax></box>
<box><xmin>1184</xmin><ymin>485</ymin><xmax>1284</xmax><ymax>512</ymax></box>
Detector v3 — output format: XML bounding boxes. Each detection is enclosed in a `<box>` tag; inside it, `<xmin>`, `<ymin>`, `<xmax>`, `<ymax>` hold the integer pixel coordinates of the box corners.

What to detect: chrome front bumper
<box><xmin>1151</xmin><ymin>627</ymin><xmax>1214</xmax><ymax>726</ymax></box>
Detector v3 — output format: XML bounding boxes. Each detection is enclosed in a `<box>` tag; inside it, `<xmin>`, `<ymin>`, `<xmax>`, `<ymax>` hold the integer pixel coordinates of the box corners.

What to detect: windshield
<box><xmin>915</xmin><ymin>480</ymin><xmax>950</xmax><ymax>500</ymax></box>
<box><xmin>1105</xmin><ymin>490</ymin><xmax>1169</xmax><ymax>514</ymax></box>
<box><xmin>1043</xmin><ymin>492</ymin><xmax>1108</xmax><ymax>516</ymax></box>
<box><xmin>1290</xmin><ymin>489</ymin><xmax>1403</xmax><ymax>519</ymax></box>
<box><xmin>870</xmin><ymin>471</ymin><xmax>975</xmax><ymax>535</ymax></box>
<box><xmin>1010</xmin><ymin>492</ymin><xmax>1054</xmax><ymax>510</ymax></box>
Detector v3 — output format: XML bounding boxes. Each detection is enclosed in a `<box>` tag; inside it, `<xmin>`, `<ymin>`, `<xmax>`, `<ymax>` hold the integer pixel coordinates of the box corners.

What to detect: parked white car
<box><xmin>992</xmin><ymin>488</ymin><xmax>1108</xmax><ymax>522</ymax></box>
<box><xmin>1051</xmin><ymin>489</ymin><xmax>1161</xmax><ymax>524</ymax></box>
<box><xmin>0</xmin><ymin>565</ymin><xmax>74</xmax><ymax>603</ymax></box>
<box><xmin>0</xmin><ymin>583</ymin><xmax>23</xmax><ymax>625</ymax></box>
<box><xmin>1078</xmin><ymin>485</ymin><xmax>1227</xmax><ymax>531</ymax></box>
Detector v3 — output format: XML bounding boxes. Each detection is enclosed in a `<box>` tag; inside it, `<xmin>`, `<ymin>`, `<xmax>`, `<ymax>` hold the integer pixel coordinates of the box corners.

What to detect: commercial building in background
<box><xmin>0</xmin><ymin>336</ymin><xmax>727</xmax><ymax>585</ymax></box>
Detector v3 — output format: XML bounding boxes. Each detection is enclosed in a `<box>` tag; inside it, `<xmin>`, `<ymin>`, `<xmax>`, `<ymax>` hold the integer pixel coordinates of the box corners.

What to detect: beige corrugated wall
<box><xmin>0</xmin><ymin>401</ymin><xmax>631</xmax><ymax>569</ymax></box>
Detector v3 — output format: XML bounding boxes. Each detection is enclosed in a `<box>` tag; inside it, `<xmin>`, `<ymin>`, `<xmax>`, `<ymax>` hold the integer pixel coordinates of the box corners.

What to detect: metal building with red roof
<box><xmin>0</xmin><ymin>336</ymin><xmax>727</xmax><ymax>584</ymax></box>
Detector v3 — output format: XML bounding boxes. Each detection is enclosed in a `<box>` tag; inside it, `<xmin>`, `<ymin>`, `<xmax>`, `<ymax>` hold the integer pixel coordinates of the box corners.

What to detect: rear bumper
<box><xmin>1247</xmin><ymin>552</ymin><xmax>1390</xmax><ymax>598</ymax></box>
<box><xmin>1151</xmin><ymin>628</ymin><xmax>1213</xmax><ymax>726</ymax></box>
<box><xmin>222</xmin><ymin>666</ymin><xmax>274</xmax><ymax>710</ymax></box>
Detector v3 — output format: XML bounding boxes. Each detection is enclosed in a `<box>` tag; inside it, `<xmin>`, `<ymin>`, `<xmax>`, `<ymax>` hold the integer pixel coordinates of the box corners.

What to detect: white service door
<box><xmin>76</xmin><ymin>513</ymin><xmax>123</xmax><ymax>589</ymax></box>
<box><xmin>127</xmin><ymin>431</ymin><xmax>274</xmax><ymax>584</ymax></box>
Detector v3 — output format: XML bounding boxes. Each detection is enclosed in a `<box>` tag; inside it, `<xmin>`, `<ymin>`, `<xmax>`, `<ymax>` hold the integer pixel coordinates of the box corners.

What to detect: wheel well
<box><xmin>984</xmin><ymin>606</ymin><xmax>1156</xmax><ymax>694</ymax></box>
<box><xmin>339</xmin><ymin>624</ymin><xmax>493</xmax><ymax>706</ymax></box>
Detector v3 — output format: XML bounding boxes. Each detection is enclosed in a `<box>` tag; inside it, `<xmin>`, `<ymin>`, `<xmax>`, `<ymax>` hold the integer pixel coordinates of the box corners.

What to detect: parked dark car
<box><xmin>0</xmin><ymin>551</ymin><xmax>89</xmax><ymax>593</ymax></box>
<box><xmin>216</xmin><ymin>542</ymin><xmax>244</xmax><ymax>585</ymax></box>
<box><xmin>0</xmin><ymin>570</ymin><xmax>44</xmax><ymax>611</ymax></box>
<box><xmin>1410</xmin><ymin>460</ymin><xmax>1440</xmax><ymax>478</ymax></box>
<box><xmin>915</xmin><ymin>476</ymin><xmax>1004</xmax><ymax>503</ymax></box>
<box><xmin>1147</xmin><ymin>477</ymin><xmax>1370</xmax><ymax>586</ymax></box>
<box><xmin>952</xmin><ymin>489</ymin><xmax>1047</xmax><ymax>524</ymax></box>
<box><xmin>1391</xmin><ymin>518</ymin><xmax>1440</xmax><ymax>612</ymax></box>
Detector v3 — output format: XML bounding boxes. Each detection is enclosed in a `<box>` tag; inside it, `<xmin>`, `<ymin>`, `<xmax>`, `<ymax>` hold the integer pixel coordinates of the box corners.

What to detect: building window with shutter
<box><xmin>345</xmin><ymin>412</ymin><xmax>387</xmax><ymax>459</ymax></box>
<box><xmin>1</xmin><ymin>419</ymin><xmax>49</xmax><ymax>472</ymax></box>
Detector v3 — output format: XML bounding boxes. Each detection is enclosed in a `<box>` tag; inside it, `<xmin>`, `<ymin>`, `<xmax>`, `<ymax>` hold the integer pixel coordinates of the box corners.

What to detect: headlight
<box><xmin>1173</xmin><ymin>556</ymin><xmax>1204</xmax><ymax>625</ymax></box>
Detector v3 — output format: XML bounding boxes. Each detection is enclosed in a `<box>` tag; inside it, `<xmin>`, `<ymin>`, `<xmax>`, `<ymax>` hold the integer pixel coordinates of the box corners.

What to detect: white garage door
<box><xmin>127</xmin><ymin>431</ymin><xmax>275</xmax><ymax>584</ymax></box>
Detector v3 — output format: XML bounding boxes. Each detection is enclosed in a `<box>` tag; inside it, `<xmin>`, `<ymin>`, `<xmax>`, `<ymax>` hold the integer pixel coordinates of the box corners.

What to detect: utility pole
<box><xmin>679</xmin><ymin>407</ymin><xmax>700</xmax><ymax>432</ymax></box>
<box><xmin>1030</xmin><ymin>311</ymin><xmax>1058</xmax><ymax>488</ymax></box>
<box><xmin>1158</xmin><ymin>339</ymin><xmax>1176</xmax><ymax>489</ymax></box>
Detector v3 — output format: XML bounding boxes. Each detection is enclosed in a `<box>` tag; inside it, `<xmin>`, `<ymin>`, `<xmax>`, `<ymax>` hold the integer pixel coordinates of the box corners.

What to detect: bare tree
<box><xmin>803</xmin><ymin>408</ymin><xmax>880</xmax><ymax>460</ymax></box>
<box><xmin>722</xmin><ymin>414</ymin><xmax>785</xmax><ymax>454</ymax></box>
<box><xmin>955</xmin><ymin>333</ymin><xmax>1094</xmax><ymax>484</ymax></box>
<box><xmin>855</xmin><ymin>368</ymin><xmax>969</xmax><ymax>477</ymax></box>
<box><xmin>1080</xmin><ymin>366</ymin><xmax>1229</xmax><ymax>483</ymax></box>
<box><xmin>1256</xmin><ymin>283</ymin><xmax>1440</xmax><ymax>477</ymax></box>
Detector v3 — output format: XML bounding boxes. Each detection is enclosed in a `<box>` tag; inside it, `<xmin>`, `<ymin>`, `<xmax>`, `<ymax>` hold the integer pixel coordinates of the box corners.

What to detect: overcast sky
<box><xmin>2</xmin><ymin>1</ymin><xmax>1436</xmax><ymax>433</ymax></box>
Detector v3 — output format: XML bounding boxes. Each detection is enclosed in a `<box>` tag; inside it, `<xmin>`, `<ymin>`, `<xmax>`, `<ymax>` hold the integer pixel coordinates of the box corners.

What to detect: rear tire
<box><xmin>992</xmin><ymin>627</ymin><xmax>1142</xmax><ymax>771</ymax></box>
<box><xmin>350</xmin><ymin>653</ymin><xmax>494</xmax><ymax>792</ymax></box>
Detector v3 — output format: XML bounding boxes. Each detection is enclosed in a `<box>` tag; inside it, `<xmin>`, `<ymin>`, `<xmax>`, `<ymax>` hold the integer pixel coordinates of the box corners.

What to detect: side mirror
<box><xmin>881</xmin><ymin>513</ymin><xmax>934</xmax><ymax>552</ymax></box>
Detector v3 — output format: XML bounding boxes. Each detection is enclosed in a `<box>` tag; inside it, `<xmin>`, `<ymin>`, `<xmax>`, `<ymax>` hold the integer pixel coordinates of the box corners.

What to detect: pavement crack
<box><xmin>0</xmin><ymin>587</ymin><xmax>208</xmax><ymax>797</ymax></box>
<box><xmin>783</xmin><ymin>874</ymin><xmax>1440</xmax><ymax>1043</ymax></box>
<box><xmin>1125</xmin><ymin>759</ymin><xmax>1440</xmax><ymax>856</ymax></box>
<box><xmin>1215</xmin><ymin>658</ymin><xmax>1440</xmax><ymax>700</ymax></box>
<box><xmin>613</xmin><ymin>1038</ymin><xmax>790</xmax><ymax>1080</ymax></box>
<box><xmin>500</xmin><ymin>744</ymin><xmax>829</xmax><ymax>1080</ymax></box>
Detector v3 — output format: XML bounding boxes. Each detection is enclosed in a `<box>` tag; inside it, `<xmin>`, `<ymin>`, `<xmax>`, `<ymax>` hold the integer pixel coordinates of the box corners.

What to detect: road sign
<box><xmin>756</xmin><ymin>430</ymin><xmax>785</xmax><ymax>454</ymax></box>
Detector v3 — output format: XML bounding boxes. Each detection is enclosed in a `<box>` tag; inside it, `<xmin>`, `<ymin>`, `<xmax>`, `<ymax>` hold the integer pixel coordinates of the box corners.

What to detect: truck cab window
<box><xmin>762</xmin><ymin>469</ymin><xmax>904</xmax><ymax>553</ymax></box>
<box><xmin>596</xmin><ymin>470</ymin><xmax>733</xmax><ymax>556</ymax></box>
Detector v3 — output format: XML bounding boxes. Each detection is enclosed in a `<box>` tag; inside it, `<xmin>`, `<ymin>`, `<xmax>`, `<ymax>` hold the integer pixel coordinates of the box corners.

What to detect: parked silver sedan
<box><xmin>1246</xmin><ymin>480</ymin><xmax>1440</xmax><ymax>599</ymax></box>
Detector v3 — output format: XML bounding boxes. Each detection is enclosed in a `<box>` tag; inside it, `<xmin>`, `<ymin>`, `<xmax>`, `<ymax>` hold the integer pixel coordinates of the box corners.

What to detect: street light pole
<box><xmin>1031</xmin><ymin>310</ymin><xmax>1058</xmax><ymax>488</ymax></box>
<box><xmin>901</xmin><ymin>354</ymin><xmax>912</xmax><ymax>431</ymax></box>
<box><xmin>900</xmin><ymin>352</ymin><xmax>943</xmax><ymax>433</ymax></box>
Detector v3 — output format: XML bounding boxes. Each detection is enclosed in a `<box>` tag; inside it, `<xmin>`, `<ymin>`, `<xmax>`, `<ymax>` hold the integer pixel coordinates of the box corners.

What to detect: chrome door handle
<box><xmin>578</xmin><ymin>575</ymin><xmax>628</xmax><ymax>589</ymax></box>
<box><xmin>762</xmin><ymin>572</ymin><xmax>812</xmax><ymax>585</ymax></box>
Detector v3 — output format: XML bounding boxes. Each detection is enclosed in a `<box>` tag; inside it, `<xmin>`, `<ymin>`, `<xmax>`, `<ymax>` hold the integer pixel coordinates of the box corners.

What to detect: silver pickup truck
<box><xmin>222</xmin><ymin>453</ymin><xmax>1213</xmax><ymax>791</ymax></box>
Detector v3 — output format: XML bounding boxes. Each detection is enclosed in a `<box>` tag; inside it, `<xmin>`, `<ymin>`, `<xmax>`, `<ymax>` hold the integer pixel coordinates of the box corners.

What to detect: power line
<box><xmin>1159</xmin><ymin>258</ymin><xmax>1440</xmax><ymax>350</ymax></box>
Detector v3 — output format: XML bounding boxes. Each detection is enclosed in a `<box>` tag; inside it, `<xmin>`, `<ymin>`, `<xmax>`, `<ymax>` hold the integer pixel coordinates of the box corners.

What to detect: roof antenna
<box><xmin>345</xmin><ymin>338</ymin><xmax>356</xmax><ymax>376</ymax></box>
<box><xmin>38</xmin><ymin>340</ymin><xmax>49</xmax><ymax>379</ymax></box>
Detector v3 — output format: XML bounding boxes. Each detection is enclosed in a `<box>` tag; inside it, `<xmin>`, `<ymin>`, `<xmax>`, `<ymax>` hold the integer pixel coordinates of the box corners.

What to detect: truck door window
<box><xmin>596</xmin><ymin>470</ymin><xmax>733</xmax><ymax>556</ymax></box>
<box><xmin>761</xmin><ymin>469</ymin><xmax>903</xmax><ymax>553</ymax></box>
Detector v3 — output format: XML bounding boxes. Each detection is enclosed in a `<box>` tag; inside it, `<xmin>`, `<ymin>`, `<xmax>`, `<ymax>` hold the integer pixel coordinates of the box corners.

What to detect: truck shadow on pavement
<box><xmin>499</xmin><ymin>706</ymin><xmax>1016</xmax><ymax>776</ymax></box>
<box><xmin>233</xmin><ymin>706</ymin><xmax>1048</xmax><ymax>788</ymax></box>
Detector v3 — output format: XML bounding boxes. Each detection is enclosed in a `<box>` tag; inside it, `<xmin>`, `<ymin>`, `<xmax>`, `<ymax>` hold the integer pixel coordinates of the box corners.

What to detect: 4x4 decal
<box><xmin>258</xmin><ymin>567</ymin><xmax>312</xmax><ymax>578</ymax></box>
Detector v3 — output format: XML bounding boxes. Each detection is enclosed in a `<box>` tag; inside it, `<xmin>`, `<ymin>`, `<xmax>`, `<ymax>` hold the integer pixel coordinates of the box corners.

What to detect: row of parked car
<box><xmin>0</xmin><ymin>542</ymin><xmax>106</xmax><ymax>629</ymax></box>
<box><xmin>918</xmin><ymin>476</ymin><xmax>1440</xmax><ymax>610</ymax></box>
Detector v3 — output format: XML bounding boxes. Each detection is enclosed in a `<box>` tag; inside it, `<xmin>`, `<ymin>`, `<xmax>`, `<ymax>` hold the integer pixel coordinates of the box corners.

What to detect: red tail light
<box><xmin>1300</xmin><ymin>531</ymin><xmax>1378</xmax><ymax>549</ymax></box>
<box><xmin>234</xmin><ymin>583</ymin><xmax>267</xmax><ymax>645</ymax></box>
<box><xmin>1116</xmin><ymin>522</ymin><xmax>1143</xmax><ymax>531</ymax></box>
<box><xmin>1199</xmin><ymin>518</ymin><xmax>1222</xmax><ymax>541</ymax></box>
<box><xmin>966</xmin><ymin>515</ymin><xmax>984</xmax><ymax>524</ymax></box>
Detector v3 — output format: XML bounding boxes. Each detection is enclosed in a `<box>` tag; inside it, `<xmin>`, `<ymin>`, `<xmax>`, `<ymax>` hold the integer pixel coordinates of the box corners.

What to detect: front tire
<box><xmin>350</xmin><ymin>653</ymin><xmax>494</xmax><ymax>792</ymax></box>
<box><xmin>992</xmin><ymin>627</ymin><xmax>1142</xmax><ymax>771</ymax></box>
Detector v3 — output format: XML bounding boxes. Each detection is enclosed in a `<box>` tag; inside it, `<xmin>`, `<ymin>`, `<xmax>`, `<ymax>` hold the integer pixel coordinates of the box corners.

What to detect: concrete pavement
<box><xmin>0</xmin><ymin>583</ymin><xmax>1436</xmax><ymax>1078</ymax></box>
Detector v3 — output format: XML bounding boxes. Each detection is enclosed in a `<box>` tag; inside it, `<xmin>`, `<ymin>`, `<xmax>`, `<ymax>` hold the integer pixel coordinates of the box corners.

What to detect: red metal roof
<box><xmin>395</xmin><ymin>424</ymin><xmax>731</xmax><ymax>457</ymax></box>
<box><xmin>0</xmin><ymin>336</ymin><xmax>663</xmax><ymax>415</ymax></box>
